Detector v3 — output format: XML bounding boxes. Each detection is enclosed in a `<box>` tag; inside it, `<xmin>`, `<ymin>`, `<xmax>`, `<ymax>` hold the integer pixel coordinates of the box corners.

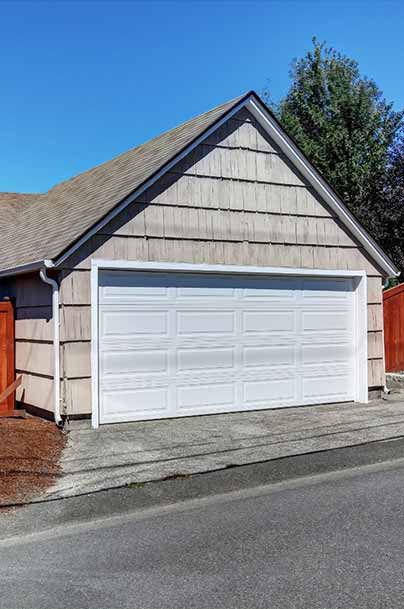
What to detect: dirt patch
<box><xmin>0</xmin><ymin>416</ymin><xmax>66</xmax><ymax>508</ymax></box>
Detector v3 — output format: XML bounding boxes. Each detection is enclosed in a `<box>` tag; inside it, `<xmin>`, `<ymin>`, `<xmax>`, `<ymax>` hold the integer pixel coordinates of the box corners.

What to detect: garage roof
<box><xmin>0</xmin><ymin>91</ymin><xmax>399</xmax><ymax>277</ymax></box>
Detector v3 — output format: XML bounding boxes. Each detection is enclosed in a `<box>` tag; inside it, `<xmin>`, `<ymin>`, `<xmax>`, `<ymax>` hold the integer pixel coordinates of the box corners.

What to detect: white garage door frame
<box><xmin>90</xmin><ymin>259</ymin><xmax>368</xmax><ymax>428</ymax></box>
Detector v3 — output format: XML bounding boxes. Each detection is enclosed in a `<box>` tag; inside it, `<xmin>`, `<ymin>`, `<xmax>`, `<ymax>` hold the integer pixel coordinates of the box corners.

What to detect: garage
<box><xmin>95</xmin><ymin>264</ymin><xmax>366</xmax><ymax>425</ymax></box>
<box><xmin>0</xmin><ymin>92</ymin><xmax>393</xmax><ymax>424</ymax></box>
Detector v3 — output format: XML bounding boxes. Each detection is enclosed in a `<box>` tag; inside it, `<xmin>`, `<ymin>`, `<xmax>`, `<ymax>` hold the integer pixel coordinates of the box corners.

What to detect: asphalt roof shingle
<box><xmin>0</xmin><ymin>93</ymin><xmax>246</xmax><ymax>271</ymax></box>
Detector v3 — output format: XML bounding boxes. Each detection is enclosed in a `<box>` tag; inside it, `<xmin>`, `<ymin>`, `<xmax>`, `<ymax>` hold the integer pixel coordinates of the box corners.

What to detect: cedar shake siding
<box><xmin>0</xmin><ymin>273</ymin><xmax>54</xmax><ymax>415</ymax></box>
<box><xmin>54</xmin><ymin>108</ymin><xmax>385</xmax><ymax>416</ymax></box>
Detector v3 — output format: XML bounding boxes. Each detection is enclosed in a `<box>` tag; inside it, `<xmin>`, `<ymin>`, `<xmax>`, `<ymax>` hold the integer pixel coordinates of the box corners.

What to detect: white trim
<box><xmin>91</xmin><ymin>263</ymin><xmax>100</xmax><ymax>429</ymax></box>
<box><xmin>354</xmin><ymin>274</ymin><xmax>368</xmax><ymax>402</ymax></box>
<box><xmin>39</xmin><ymin>268</ymin><xmax>63</xmax><ymax>427</ymax></box>
<box><xmin>0</xmin><ymin>260</ymin><xmax>45</xmax><ymax>278</ymax></box>
<box><xmin>246</xmin><ymin>98</ymin><xmax>399</xmax><ymax>278</ymax></box>
<box><xmin>90</xmin><ymin>259</ymin><xmax>368</xmax><ymax>428</ymax></box>
<box><xmin>90</xmin><ymin>258</ymin><xmax>367</xmax><ymax>278</ymax></box>
<box><xmin>52</xmin><ymin>93</ymin><xmax>398</xmax><ymax>277</ymax></box>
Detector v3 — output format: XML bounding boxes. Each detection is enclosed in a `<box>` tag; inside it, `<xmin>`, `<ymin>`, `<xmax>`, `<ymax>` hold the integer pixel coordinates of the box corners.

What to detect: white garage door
<box><xmin>97</xmin><ymin>270</ymin><xmax>356</xmax><ymax>424</ymax></box>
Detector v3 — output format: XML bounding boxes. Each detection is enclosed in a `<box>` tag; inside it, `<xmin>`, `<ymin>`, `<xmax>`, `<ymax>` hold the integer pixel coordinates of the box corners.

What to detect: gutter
<box><xmin>39</xmin><ymin>260</ymin><xmax>63</xmax><ymax>427</ymax></box>
<box><xmin>0</xmin><ymin>260</ymin><xmax>46</xmax><ymax>278</ymax></box>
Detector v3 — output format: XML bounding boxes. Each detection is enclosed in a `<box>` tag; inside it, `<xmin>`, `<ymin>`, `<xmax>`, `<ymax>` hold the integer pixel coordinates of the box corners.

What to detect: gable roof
<box><xmin>0</xmin><ymin>91</ymin><xmax>399</xmax><ymax>277</ymax></box>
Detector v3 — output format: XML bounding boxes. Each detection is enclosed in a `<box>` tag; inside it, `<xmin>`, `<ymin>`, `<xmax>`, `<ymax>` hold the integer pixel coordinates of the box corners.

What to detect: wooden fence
<box><xmin>383</xmin><ymin>283</ymin><xmax>404</xmax><ymax>372</ymax></box>
<box><xmin>0</xmin><ymin>300</ymin><xmax>15</xmax><ymax>414</ymax></box>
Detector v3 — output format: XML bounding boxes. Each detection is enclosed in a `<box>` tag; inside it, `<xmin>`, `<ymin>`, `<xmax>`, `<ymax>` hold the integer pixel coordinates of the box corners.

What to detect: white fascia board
<box><xmin>91</xmin><ymin>258</ymin><xmax>366</xmax><ymax>278</ymax></box>
<box><xmin>246</xmin><ymin>98</ymin><xmax>399</xmax><ymax>278</ymax></box>
<box><xmin>0</xmin><ymin>260</ymin><xmax>45</xmax><ymax>278</ymax></box>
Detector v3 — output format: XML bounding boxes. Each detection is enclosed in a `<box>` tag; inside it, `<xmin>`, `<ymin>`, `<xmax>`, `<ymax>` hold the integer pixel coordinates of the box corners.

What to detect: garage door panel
<box><xmin>101</xmin><ymin>349</ymin><xmax>168</xmax><ymax>376</ymax></box>
<box><xmin>177</xmin><ymin>347</ymin><xmax>235</xmax><ymax>371</ymax></box>
<box><xmin>302</xmin><ymin>374</ymin><xmax>353</xmax><ymax>403</ymax></box>
<box><xmin>100</xmin><ymin>386</ymin><xmax>169</xmax><ymax>422</ymax></box>
<box><xmin>177</xmin><ymin>310</ymin><xmax>236</xmax><ymax>335</ymax></box>
<box><xmin>98</xmin><ymin>270</ymin><xmax>356</xmax><ymax>423</ymax></box>
<box><xmin>243</xmin><ymin>345</ymin><xmax>296</xmax><ymax>368</ymax></box>
<box><xmin>177</xmin><ymin>382</ymin><xmax>235</xmax><ymax>410</ymax></box>
<box><xmin>302</xmin><ymin>311</ymin><xmax>351</xmax><ymax>332</ymax></box>
<box><xmin>302</xmin><ymin>343</ymin><xmax>352</xmax><ymax>365</ymax></box>
<box><xmin>101</xmin><ymin>310</ymin><xmax>169</xmax><ymax>337</ymax></box>
<box><xmin>242</xmin><ymin>310</ymin><xmax>296</xmax><ymax>334</ymax></box>
<box><xmin>243</xmin><ymin>378</ymin><xmax>297</xmax><ymax>406</ymax></box>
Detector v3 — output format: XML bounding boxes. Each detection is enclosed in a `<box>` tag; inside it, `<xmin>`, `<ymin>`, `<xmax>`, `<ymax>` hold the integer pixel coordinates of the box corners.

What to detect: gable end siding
<box><xmin>58</xmin><ymin>109</ymin><xmax>384</xmax><ymax>415</ymax></box>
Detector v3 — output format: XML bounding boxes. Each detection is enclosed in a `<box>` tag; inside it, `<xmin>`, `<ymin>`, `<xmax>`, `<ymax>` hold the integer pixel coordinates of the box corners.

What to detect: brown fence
<box><xmin>383</xmin><ymin>283</ymin><xmax>404</xmax><ymax>372</ymax></box>
<box><xmin>0</xmin><ymin>300</ymin><xmax>15</xmax><ymax>414</ymax></box>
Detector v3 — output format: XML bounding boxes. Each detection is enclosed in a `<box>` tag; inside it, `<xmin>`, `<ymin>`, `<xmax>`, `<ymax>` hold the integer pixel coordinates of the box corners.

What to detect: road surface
<box><xmin>2</xmin><ymin>458</ymin><xmax>404</xmax><ymax>608</ymax></box>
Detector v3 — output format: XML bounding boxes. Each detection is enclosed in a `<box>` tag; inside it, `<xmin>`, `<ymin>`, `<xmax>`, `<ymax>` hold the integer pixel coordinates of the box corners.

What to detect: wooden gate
<box><xmin>0</xmin><ymin>300</ymin><xmax>15</xmax><ymax>414</ymax></box>
<box><xmin>383</xmin><ymin>283</ymin><xmax>404</xmax><ymax>372</ymax></box>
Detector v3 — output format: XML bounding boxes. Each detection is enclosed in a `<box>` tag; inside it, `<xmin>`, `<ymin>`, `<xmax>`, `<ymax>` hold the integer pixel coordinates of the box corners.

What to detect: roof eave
<box><xmin>0</xmin><ymin>260</ymin><xmax>48</xmax><ymax>278</ymax></box>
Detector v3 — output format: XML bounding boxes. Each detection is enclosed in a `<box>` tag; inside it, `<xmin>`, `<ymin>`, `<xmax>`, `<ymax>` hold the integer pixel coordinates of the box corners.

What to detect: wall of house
<box><xmin>54</xmin><ymin>108</ymin><xmax>385</xmax><ymax>415</ymax></box>
<box><xmin>0</xmin><ymin>273</ymin><xmax>54</xmax><ymax>415</ymax></box>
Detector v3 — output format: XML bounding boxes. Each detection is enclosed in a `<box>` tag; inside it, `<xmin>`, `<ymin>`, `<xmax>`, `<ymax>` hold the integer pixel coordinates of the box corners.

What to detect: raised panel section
<box><xmin>100</xmin><ymin>310</ymin><xmax>169</xmax><ymax>337</ymax></box>
<box><xmin>303</xmin><ymin>343</ymin><xmax>351</xmax><ymax>365</ymax></box>
<box><xmin>303</xmin><ymin>312</ymin><xmax>349</xmax><ymax>332</ymax></box>
<box><xmin>243</xmin><ymin>345</ymin><xmax>295</xmax><ymax>368</ymax></box>
<box><xmin>97</xmin><ymin>269</ymin><xmax>358</xmax><ymax>423</ymax></box>
<box><xmin>103</xmin><ymin>349</ymin><xmax>168</xmax><ymax>376</ymax></box>
<box><xmin>177</xmin><ymin>311</ymin><xmax>235</xmax><ymax>335</ymax></box>
<box><xmin>243</xmin><ymin>311</ymin><xmax>295</xmax><ymax>334</ymax></box>
<box><xmin>302</xmin><ymin>375</ymin><xmax>352</xmax><ymax>402</ymax></box>
<box><xmin>244</xmin><ymin>378</ymin><xmax>296</xmax><ymax>405</ymax></box>
<box><xmin>177</xmin><ymin>348</ymin><xmax>234</xmax><ymax>371</ymax></box>
<box><xmin>100</xmin><ymin>387</ymin><xmax>169</xmax><ymax>423</ymax></box>
<box><xmin>177</xmin><ymin>383</ymin><xmax>235</xmax><ymax>410</ymax></box>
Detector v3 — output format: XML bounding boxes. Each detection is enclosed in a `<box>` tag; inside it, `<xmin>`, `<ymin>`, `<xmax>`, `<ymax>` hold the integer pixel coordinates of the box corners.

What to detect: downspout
<box><xmin>382</xmin><ymin>277</ymin><xmax>391</xmax><ymax>395</ymax></box>
<box><xmin>39</xmin><ymin>262</ymin><xmax>63</xmax><ymax>427</ymax></box>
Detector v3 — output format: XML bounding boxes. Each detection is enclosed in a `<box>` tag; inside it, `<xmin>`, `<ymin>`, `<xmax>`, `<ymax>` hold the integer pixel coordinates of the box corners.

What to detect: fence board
<box><xmin>383</xmin><ymin>283</ymin><xmax>404</xmax><ymax>372</ymax></box>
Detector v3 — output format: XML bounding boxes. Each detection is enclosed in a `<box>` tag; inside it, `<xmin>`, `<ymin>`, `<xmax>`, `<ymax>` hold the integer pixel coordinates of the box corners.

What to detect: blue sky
<box><xmin>1</xmin><ymin>0</ymin><xmax>404</xmax><ymax>193</ymax></box>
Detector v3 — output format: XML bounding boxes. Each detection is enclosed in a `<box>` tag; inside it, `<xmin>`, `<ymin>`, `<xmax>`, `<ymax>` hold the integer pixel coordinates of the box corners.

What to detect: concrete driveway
<box><xmin>43</xmin><ymin>390</ymin><xmax>404</xmax><ymax>501</ymax></box>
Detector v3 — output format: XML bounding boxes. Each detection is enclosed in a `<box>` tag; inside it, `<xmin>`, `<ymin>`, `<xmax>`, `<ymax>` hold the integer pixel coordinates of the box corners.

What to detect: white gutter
<box><xmin>0</xmin><ymin>260</ymin><xmax>45</xmax><ymax>278</ymax></box>
<box><xmin>39</xmin><ymin>261</ymin><xmax>63</xmax><ymax>427</ymax></box>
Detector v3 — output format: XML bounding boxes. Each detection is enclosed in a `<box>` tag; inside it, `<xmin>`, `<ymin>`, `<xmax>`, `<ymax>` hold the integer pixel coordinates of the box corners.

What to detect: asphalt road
<box><xmin>3</xmin><ymin>459</ymin><xmax>404</xmax><ymax>609</ymax></box>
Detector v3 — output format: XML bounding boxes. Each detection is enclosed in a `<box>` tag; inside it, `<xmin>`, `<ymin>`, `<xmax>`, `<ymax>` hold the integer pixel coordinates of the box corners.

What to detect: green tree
<box><xmin>374</xmin><ymin>138</ymin><xmax>404</xmax><ymax>274</ymax></box>
<box><xmin>265</xmin><ymin>38</ymin><xmax>403</xmax><ymax>268</ymax></box>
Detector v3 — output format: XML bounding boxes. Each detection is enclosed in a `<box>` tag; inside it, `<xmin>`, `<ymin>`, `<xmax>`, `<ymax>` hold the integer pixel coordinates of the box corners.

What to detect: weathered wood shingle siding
<box><xmin>0</xmin><ymin>273</ymin><xmax>54</xmax><ymax>414</ymax></box>
<box><xmin>57</xmin><ymin>109</ymin><xmax>385</xmax><ymax>415</ymax></box>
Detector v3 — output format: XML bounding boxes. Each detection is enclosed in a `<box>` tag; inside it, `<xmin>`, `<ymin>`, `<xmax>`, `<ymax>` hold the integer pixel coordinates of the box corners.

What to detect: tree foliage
<box><xmin>264</xmin><ymin>38</ymin><xmax>404</xmax><ymax>274</ymax></box>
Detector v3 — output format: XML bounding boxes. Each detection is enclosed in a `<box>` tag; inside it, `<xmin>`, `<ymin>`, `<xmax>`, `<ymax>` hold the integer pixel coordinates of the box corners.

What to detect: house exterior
<box><xmin>0</xmin><ymin>91</ymin><xmax>398</xmax><ymax>427</ymax></box>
